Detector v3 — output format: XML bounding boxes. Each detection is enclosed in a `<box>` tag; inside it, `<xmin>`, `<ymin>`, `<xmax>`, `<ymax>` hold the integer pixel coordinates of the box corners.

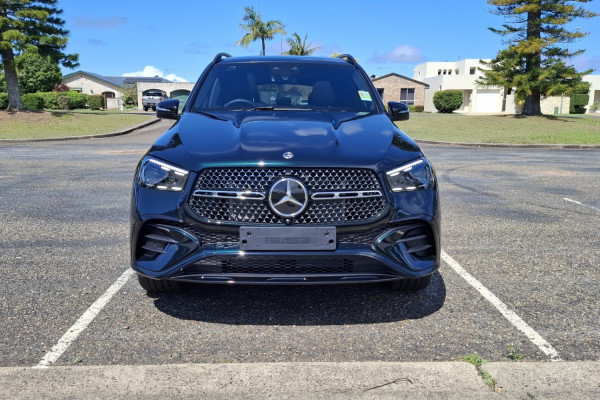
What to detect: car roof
<box><xmin>219</xmin><ymin>55</ymin><xmax>351</xmax><ymax>65</ymax></box>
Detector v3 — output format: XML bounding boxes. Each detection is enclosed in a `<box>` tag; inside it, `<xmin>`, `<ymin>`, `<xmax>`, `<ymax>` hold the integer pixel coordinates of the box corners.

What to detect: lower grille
<box><xmin>199</xmin><ymin>257</ymin><xmax>354</xmax><ymax>274</ymax></box>
<box><xmin>183</xmin><ymin>256</ymin><xmax>393</xmax><ymax>276</ymax></box>
<box><xmin>180</xmin><ymin>223</ymin><xmax>394</xmax><ymax>248</ymax></box>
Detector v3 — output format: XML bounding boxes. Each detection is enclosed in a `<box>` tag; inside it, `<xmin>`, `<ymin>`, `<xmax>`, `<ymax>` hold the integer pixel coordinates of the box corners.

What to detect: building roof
<box><xmin>62</xmin><ymin>71</ymin><xmax>172</xmax><ymax>87</ymax></box>
<box><xmin>371</xmin><ymin>73</ymin><xmax>429</xmax><ymax>88</ymax></box>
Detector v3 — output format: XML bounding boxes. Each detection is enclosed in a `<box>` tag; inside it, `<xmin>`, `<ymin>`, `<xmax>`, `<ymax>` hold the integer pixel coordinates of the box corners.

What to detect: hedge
<box><xmin>409</xmin><ymin>105</ymin><xmax>424</xmax><ymax>112</ymax></box>
<box><xmin>570</xmin><ymin>93</ymin><xmax>589</xmax><ymax>114</ymax></box>
<box><xmin>21</xmin><ymin>93</ymin><xmax>45</xmax><ymax>110</ymax></box>
<box><xmin>57</xmin><ymin>96</ymin><xmax>71</xmax><ymax>110</ymax></box>
<box><xmin>1</xmin><ymin>91</ymin><xmax>89</xmax><ymax>110</ymax></box>
<box><xmin>33</xmin><ymin>91</ymin><xmax>88</xmax><ymax>110</ymax></box>
<box><xmin>87</xmin><ymin>94</ymin><xmax>104</xmax><ymax>110</ymax></box>
<box><xmin>433</xmin><ymin>90</ymin><xmax>463</xmax><ymax>113</ymax></box>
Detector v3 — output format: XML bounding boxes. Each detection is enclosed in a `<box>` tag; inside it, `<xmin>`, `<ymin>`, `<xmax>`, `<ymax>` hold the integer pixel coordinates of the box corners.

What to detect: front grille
<box><xmin>195</xmin><ymin>168</ymin><xmax>381</xmax><ymax>191</ymax></box>
<box><xmin>189</xmin><ymin>168</ymin><xmax>387</xmax><ymax>225</ymax></box>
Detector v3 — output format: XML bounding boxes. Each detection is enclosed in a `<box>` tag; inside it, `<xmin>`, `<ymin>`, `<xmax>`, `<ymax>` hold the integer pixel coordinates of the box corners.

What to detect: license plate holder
<box><xmin>240</xmin><ymin>226</ymin><xmax>336</xmax><ymax>251</ymax></box>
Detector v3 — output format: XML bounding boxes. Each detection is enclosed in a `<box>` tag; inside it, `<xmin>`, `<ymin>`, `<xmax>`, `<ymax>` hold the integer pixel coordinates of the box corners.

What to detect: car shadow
<box><xmin>151</xmin><ymin>272</ymin><xmax>446</xmax><ymax>325</ymax></box>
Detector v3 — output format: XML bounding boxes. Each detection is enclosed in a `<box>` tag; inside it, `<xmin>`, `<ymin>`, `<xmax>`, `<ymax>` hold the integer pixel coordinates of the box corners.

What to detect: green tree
<box><xmin>283</xmin><ymin>33</ymin><xmax>321</xmax><ymax>56</ymax></box>
<box><xmin>15</xmin><ymin>50</ymin><xmax>61</xmax><ymax>93</ymax></box>
<box><xmin>235</xmin><ymin>6</ymin><xmax>286</xmax><ymax>56</ymax></box>
<box><xmin>479</xmin><ymin>0</ymin><xmax>597</xmax><ymax>115</ymax></box>
<box><xmin>121</xmin><ymin>83</ymin><xmax>138</xmax><ymax>106</ymax></box>
<box><xmin>0</xmin><ymin>63</ymin><xmax>5</xmax><ymax>92</ymax></box>
<box><xmin>0</xmin><ymin>0</ymin><xmax>79</xmax><ymax>110</ymax></box>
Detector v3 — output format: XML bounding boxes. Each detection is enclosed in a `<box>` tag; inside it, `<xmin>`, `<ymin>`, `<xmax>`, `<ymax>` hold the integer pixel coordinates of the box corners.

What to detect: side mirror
<box><xmin>156</xmin><ymin>99</ymin><xmax>180</xmax><ymax>119</ymax></box>
<box><xmin>388</xmin><ymin>101</ymin><xmax>410</xmax><ymax>121</ymax></box>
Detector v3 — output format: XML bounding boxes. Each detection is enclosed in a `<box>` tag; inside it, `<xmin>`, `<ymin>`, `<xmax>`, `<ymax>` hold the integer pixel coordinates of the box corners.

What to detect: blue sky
<box><xmin>60</xmin><ymin>0</ymin><xmax>600</xmax><ymax>82</ymax></box>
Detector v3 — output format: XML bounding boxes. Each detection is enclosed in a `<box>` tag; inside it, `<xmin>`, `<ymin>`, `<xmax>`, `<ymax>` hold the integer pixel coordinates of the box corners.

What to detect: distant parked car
<box><xmin>142</xmin><ymin>90</ymin><xmax>168</xmax><ymax>111</ymax></box>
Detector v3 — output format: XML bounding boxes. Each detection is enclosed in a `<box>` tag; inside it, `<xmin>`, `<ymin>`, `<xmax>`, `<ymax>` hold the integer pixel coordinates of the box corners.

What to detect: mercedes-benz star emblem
<box><xmin>283</xmin><ymin>152</ymin><xmax>294</xmax><ymax>160</ymax></box>
<box><xmin>268</xmin><ymin>177</ymin><xmax>308</xmax><ymax>218</ymax></box>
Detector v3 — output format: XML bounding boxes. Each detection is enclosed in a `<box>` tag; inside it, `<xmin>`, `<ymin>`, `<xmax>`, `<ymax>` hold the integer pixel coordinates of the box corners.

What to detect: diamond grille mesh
<box><xmin>189</xmin><ymin>168</ymin><xmax>387</xmax><ymax>225</ymax></box>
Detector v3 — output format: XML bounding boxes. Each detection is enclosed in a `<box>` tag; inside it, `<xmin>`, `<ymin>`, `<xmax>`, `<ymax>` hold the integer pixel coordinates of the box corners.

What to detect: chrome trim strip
<box><xmin>192</xmin><ymin>190</ymin><xmax>265</xmax><ymax>200</ymax></box>
<box><xmin>311</xmin><ymin>190</ymin><xmax>382</xmax><ymax>200</ymax></box>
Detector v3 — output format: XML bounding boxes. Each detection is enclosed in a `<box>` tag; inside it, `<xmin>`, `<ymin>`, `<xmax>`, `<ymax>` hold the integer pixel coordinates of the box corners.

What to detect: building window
<box><xmin>438</xmin><ymin>69</ymin><xmax>442</xmax><ymax>75</ymax></box>
<box><xmin>470</xmin><ymin>67</ymin><xmax>476</xmax><ymax>75</ymax></box>
<box><xmin>455</xmin><ymin>69</ymin><xmax>459</xmax><ymax>75</ymax></box>
<box><xmin>376</xmin><ymin>88</ymin><xmax>384</xmax><ymax>100</ymax></box>
<box><xmin>400</xmin><ymin>88</ymin><xmax>415</xmax><ymax>105</ymax></box>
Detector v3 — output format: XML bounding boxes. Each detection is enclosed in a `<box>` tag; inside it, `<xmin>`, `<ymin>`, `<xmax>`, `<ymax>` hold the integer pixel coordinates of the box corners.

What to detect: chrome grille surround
<box><xmin>188</xmin><ymin>168</ymin><xmax>388</xmax><ymax>225</ymax></box>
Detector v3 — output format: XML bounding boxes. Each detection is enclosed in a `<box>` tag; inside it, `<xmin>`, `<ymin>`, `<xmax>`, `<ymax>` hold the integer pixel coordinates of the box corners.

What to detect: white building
<box><xmin>412</xmin><ymin>59</ymin><xmax>600</xmax><ymax>114</ymax></box>
<box><xmin>583</xmin><ymin>75</ymin><xmax>600</xmax><ymax>112</ymax></box>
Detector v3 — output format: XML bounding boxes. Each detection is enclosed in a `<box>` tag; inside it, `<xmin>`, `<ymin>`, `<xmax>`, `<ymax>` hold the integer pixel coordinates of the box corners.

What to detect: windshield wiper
<box><xmin>195</xmin><ymin>111</ymin><xmax>228</xmax><ymax>122</ymax></box>
<box><xmin>334</xmin><ymin>113</ymin><xmax>374</xmax><ymax>129</ymax></box>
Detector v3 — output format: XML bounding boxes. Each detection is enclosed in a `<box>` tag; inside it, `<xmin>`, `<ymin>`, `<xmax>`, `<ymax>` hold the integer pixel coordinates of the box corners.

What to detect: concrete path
<box><xmin>2</xmin><ymin>362</ymin><xmax>599</xmax><ymax>399</ymax></box>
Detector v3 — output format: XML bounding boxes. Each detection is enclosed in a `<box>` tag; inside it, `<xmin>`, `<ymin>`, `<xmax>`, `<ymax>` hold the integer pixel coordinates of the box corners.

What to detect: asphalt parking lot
<box><xmin>0</xmin><ymin>120</ymin><xmax>598</xmax><ymax>373</ymax></box>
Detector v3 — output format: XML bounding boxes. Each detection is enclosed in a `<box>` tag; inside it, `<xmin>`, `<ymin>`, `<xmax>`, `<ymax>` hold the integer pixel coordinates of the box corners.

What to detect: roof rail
<box><xmin>212</xmin><ymin>53</ymin><xmax>232</xmax><ymax>64</ymax></box>
<box><xmin>336</xmin><ymin>54</ymin><xmax>358</xmax><ymax>66</ymax></box>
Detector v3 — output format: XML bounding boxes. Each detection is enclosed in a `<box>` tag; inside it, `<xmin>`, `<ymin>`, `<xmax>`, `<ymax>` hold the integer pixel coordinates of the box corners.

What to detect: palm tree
<box><xmin>283</xmin><ymin>33</ymin><xmax>321</xmax><ymax>56</ymax></box>
<box><xmin>235</xmin><ymin>6</ymin><xmax>286</xmax><ymax>56</ymax></box>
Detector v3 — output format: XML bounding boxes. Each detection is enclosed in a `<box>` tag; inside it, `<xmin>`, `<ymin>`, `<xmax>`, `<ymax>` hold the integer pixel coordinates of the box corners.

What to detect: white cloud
<box><xmin>123</xmin><ymin>66</ymin><xmax>188</xmax><ymax>82</ymax></box>
<box><xmin>370</xmin><ymin>45</ymin><xmax>426</xmax><ymax>64</ymax></box>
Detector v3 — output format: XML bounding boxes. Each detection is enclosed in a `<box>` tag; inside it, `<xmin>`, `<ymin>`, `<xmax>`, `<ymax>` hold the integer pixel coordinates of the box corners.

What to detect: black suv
<box><xmin>131</xmin><ymin>53</ymin><xmax>440</xmax><ymax>292</ymax></box>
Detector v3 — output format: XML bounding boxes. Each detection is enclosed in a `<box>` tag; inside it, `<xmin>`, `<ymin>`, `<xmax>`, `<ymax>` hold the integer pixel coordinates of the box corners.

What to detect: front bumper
<box><xmin>131</xmin><ymin>217</ymin><xmax>440</xmax><ymax>285</ymax></box>
<box><xmin>130</xmin><ymin>166</ymin><xmax>441</xmax><ymax>285</ymax></box>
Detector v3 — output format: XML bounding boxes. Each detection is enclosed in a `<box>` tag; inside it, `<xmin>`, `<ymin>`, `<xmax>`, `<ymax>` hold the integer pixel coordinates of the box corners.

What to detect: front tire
<box><xmin>143</xmin><ymin>106</ymin><xmax>148</xmax><ymax>111</ymax></box>
<box><xmin>137</xmin><ymin>274</ymin><xmax>182</xmax><ymax>293</ymax></box>
<box><xmin>388</xmin><ymin>274</ymin><xmax>432</xmax><ymax>291</ymax></box>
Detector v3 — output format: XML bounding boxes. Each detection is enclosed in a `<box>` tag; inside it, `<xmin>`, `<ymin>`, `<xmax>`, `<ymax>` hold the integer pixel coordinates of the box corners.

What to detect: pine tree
<box><xmin>480</xmin><ymin>0</ymin><xmax>597</xmax><ymax>115</ymax></box>
<box><xmin>0</xmin><ymin>0</ymin><xmax>78</xmax><ymax>110</ymax></box>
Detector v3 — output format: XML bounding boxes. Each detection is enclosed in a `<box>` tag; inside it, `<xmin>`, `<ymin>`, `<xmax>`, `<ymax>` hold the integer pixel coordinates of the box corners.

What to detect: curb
<box><xmin>0</xmin><ymin>117</ymin><xmax>161</xmax><ymax>144</ymax></box>
<box><xmin>415</xmin><ymin>138</ymin><xmax>600</xmax><ymax>150</ymax></box>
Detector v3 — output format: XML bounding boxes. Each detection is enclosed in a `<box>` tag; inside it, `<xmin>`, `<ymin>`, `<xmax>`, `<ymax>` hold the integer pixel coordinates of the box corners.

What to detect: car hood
<box><xmin>148</xmin><ymin>111</ymin><xmax>422</xmax><ymax>172</ymax></box>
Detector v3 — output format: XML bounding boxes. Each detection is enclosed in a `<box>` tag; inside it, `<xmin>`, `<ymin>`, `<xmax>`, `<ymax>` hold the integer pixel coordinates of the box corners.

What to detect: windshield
<box><xmin>192</xmin><ymin>61</ymin><xmax>377</xmax><ymax>114</ymax></box>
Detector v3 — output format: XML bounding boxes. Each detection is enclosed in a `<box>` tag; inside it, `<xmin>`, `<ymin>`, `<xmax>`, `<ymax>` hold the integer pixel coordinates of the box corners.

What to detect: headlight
<box><xmin>137</xmin><ymin>157</ymin><xmax>189</xmax><ymax>191</ymax></box>
<box><xmin>385</xmin><ymin>158</ymin><xmax>434</xmax><ymax>192</ymax></box>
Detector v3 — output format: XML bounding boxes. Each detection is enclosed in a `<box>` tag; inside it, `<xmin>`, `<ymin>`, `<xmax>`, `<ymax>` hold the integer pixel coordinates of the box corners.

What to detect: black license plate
<box><xmin>239</xmin><ymin>226</ymin><xmax>336</xmax><ymax>251</ymax></box>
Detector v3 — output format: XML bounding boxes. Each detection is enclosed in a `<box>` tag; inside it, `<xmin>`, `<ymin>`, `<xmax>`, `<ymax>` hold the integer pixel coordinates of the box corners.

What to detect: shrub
<box><xmin>57</xmin><ymin>96</ymin><xmax>71</xmax><ymax>110</ymax></box>
<box><xmin>21</xmin><ymin>93</ymin><xmax>45</xmax><ymax>110</ymax></box>
<box><xmin>433</xmin><ymin>90</ymin><xmax>463</xmax><ymax>113</ymax></box>
<box><xmin>87</xmin><ymin>94</ymin><xmax>104</xmax><ymax>110</ymax></box>
<box><xmin>65</xmin><ymin>91</ymin><xmax>88</xmax><ymax>109</ymax></box>
<box><xmin>0</xmin><ymin>93</ymin><xmax>8</xmax><ymax>109</ymax></box>
<box><xmin>570</xmin><ymin>93</ymin><xmax>589</xmax><ymax>114</ymax></box>
<box><xmin>409</xmin><ymin>105</ymin><xmax>424</xmax><ymax>112</ymax></box>
<box><xmin>38</xmin><ymin>91</ymin><xmax>60</xmax><ymax>109</ymax></box>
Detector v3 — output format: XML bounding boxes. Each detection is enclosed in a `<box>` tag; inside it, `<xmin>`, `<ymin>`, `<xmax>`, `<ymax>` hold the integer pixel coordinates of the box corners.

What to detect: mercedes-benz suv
<box><xmin>131</xmin><ymin>53</ymin><xmax>440</xmax><ymax>292</ymax></box>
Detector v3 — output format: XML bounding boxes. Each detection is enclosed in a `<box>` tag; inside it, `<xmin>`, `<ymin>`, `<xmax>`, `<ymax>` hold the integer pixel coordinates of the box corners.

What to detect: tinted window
<box><xmin>192</xmin><ymin>62</ymin><xmax>376</xmax><ymax>113</ymax></box>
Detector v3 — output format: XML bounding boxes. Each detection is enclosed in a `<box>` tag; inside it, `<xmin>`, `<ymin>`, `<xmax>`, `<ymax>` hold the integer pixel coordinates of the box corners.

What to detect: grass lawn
<box><xmin>396</xmin><ymin>113</ymin><xmax>600</xmax><ymax>145</ymax></box>
<box><xmin>0</xmin><ymin>110</ymin><xmax>154</xmax><ymax>140</ymax></box>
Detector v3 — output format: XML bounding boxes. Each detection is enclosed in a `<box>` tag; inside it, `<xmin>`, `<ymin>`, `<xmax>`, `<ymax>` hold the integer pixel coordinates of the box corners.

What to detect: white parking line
<box><xmin>442</xmin><ymin>250</ymin><xmax>561</xmax><ymax>361</ymax></box>
<box><xmin>563</xmin><ymin>198</ymin><xmax>600</xmax><ymax>212</ymax></box>
<box><xmin>33</xmin><ymin>269</ymin><xmax>135</xmax><ymax>369</ymax></box>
